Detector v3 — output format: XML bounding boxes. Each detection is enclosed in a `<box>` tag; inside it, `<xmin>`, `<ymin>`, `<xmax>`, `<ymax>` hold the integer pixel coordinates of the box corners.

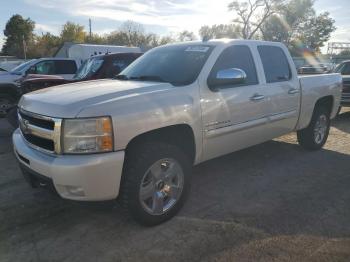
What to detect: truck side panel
<box><xmin>296</xmin><ymin>74</ymin><xmax>342</xmax><ymax>130</ymax></box>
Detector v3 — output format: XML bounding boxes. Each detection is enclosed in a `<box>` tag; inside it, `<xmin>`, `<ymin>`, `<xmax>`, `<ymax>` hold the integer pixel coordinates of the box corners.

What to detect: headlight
<box><xmin>62</xmin><ymin>117</ymin><xmax>113</xmax><ymax>154</ymax></box>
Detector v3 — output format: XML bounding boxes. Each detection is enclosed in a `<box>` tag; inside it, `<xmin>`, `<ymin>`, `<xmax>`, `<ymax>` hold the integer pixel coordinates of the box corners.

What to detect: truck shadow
<box><xmin>185</xmin><ymin>138</ymin><xmax>350</xmax><ymax>238</ymax></box>
<box><xmin>1</xmin><ymin>119</ymin><xmax>350</xmax><ymax>261</ymax></box>
<box><xmin>332</xmin><ymin>110</ymin><xmax>350</xmax><ymax>133</ymax></box>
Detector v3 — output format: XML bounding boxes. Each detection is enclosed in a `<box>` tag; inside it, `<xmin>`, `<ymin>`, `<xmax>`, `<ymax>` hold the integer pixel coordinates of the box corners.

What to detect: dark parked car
<box><xmin>19</xmin><ymin>52</ymin><xmax>143</xmax><ymax>95</ymax></box>
<box><xmin>4</xmin><ymin>52</ymin><xmax>143</xmax><ymax>126</ymax></box>
<box><xmin>297</xmin><ymin>64</ymin><xmax>329</xmax><ymax>74</ymax></box>
<box><xmin>333</xmin><ymin>61</ymin><xmax>350</xmax><ymax>109</ymax></box>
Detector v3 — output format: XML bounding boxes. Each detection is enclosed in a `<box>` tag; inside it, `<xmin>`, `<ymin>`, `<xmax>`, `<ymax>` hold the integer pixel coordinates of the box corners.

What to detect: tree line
<box><xmin>1</xmin><ymin>0</ymin><xmax>336</xmax><ymax>59</ymax></box>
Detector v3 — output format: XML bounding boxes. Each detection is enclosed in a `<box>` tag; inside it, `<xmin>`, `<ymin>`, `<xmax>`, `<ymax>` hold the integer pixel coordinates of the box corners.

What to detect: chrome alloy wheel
<box><xmin>139</xmin><ymin>158</ymin><xmax>184</xmax><ymax>215</ymax></box>
<box><xmin>314</xmin><ymin>114</ymin><xmax>328</xmax><ymax>144</ymax></box>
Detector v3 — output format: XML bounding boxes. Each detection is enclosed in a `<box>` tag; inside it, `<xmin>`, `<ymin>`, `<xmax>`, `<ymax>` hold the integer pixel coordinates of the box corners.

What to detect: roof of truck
<box><xmin>163</xmin><ymin>39</ymin><xmax>286</xmax><ymax>48</ymax></box>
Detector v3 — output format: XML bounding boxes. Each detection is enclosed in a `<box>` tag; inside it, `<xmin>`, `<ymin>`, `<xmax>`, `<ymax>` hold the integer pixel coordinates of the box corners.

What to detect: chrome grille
<box><xmin>18</xmin><ymin>109</ymin><xmax>62</xmax><ymax>154</ymax></box>
<box><xmin>341</xmin><ymin>93</ymin><xmax>350</xmax><ymax>103</ymax></box>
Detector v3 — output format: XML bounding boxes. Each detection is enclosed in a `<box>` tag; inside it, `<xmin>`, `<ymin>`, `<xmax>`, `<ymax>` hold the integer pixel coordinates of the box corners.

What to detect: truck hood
<box><xmin>0</xmin><ymin>72</ymin><xmax>20</xmax><ymax>83</ymax></box>
<box><xmin>19</xmin><ymin>79</ymin><xmax>174</xmax><ymax>118</ymax></box>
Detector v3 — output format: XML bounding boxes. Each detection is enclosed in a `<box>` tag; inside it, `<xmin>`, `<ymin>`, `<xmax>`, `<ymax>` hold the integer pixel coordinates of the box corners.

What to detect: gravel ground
<box><xmin>1</xmin><ymin>109</ymin><xmax>350</xmax><ymax>262</ymax></box>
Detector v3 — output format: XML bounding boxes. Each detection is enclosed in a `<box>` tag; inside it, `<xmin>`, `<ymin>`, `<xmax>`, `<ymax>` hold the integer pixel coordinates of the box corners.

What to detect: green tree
<box><xmin>261</xmin><ymin>0</ymin><xmax>335</xmax><ymax>54</ymax></box>
<box><xmin>261</xmin><ymin>0</ymin><xmax>315</xmax><ymax>44</ymax></box>
<box><xmin>199</xmin><ymin>24</ymin><xmax>241</xmax><ymax>40</ymax></box>
<box><xmin>27</xmin><ymin>33</ymin><xmax>61</xmax><ymax>58</ymax></box>
<box><xmin>85</xmin><ymin>33</ymin><xmax>107</xmax><ymax>44</ymax></box>
<box><xmin>301</xmin><ymin>12</ymin><xmax>335</xmax><ymax>52</ymax></box>
<box><xmin>2</xmin><ymin>14</ymin><xmax>35</xmax><ymax>58</ymax></box>
<box><xmin>60</xmin><ymin>22</ymin><xmax>86</xmax><ymax>43</ymax></box>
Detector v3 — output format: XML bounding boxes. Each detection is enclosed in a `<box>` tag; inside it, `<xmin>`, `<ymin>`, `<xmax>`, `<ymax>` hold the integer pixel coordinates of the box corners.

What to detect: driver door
<box><xmin>200</xmin><ymin>45</ymin><xmax>272</xmax><ymax>161</ymax></box>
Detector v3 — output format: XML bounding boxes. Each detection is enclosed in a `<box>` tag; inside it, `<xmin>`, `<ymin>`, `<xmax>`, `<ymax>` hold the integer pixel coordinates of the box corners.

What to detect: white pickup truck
<box><xmin>13</xmin><ymin>40</ymin><xmax>342</xmax><ymax>225</ymax></box>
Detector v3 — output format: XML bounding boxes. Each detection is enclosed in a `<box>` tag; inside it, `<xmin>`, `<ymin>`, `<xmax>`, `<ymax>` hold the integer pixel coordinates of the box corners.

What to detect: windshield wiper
<box><xmin>129</xmin><ymin>75</ymin><xmax>167</xmax><ymax>83</ymax></box>
<box><xmin>114</xmin><ymin>74</ymin><xmax>129</xmax><ymax>80</ymax></box>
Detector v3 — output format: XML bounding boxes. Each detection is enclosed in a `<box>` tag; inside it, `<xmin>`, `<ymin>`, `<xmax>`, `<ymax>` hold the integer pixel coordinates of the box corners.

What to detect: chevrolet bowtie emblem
<box><xmin>21</xmin><ymin>119</ymin><xmax>30</xmax><ymax>134</ymax></box>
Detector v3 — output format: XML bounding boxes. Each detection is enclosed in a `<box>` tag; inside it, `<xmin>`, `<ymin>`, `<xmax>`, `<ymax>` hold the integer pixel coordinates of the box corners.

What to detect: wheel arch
<box><xmin>0</xmin><ymin>83</ymin><xmax>21</xmax><ymax>102</ymax></box>
<box><xmin>124</xmin><ymin>124</ymin><xmax>196</xmax><ymax>164</ymax></box>
<box><xmin>315</xmin><ymin>95</ymin><xmax>334</xmax><ymax>115</ymax></box>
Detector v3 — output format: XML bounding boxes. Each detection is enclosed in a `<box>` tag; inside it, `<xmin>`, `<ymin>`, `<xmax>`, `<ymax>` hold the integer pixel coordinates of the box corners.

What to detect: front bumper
<box><xmin>13</xmin><ymin>129</ymin><xmax>125</xmax><ymax>201</ymax></box>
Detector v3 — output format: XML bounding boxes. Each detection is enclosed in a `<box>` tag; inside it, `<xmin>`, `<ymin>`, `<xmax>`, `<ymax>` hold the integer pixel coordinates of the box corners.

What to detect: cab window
<box><xmin>34</xmin><ymin>61</ymin><xmax>55</xmax><ymax>75</ymax></box>
<box><xmin>258</xmin><ymin>46</ymin><xmax>292</xmax><ymax>83</ymax></box>
<box><xmin>208</xmin><ymin>45</ymin><xmax>259</xmax><ymax>88</ymax></box>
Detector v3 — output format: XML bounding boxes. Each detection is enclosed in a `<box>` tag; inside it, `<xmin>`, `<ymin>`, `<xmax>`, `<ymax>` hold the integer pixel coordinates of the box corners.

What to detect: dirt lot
<box><xmin>1</xmin><ymin>110</ymin><xmax>350</xmax><ymax>262</ymax></box>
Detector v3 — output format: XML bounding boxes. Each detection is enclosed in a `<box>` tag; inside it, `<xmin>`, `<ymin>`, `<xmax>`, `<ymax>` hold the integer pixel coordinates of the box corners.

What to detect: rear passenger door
<box><xmin>257</xmin><ymin>45</ymin><xmax>300</xmax><ymax>135</ymax></box>
<box><xmin>54</xmin><ymin>60</ymin><xmax>78</xmax><ymax>79</ymax></box>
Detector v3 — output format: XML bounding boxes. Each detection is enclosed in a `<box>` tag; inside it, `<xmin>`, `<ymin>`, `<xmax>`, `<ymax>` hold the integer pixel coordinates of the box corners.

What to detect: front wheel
<box><xmin>297</xmin><ymin>106</ymin><xmax>330</xmax><ymax>150</ymax></box>
<box><xmin>120</xmin><ymin>142</ymin><xmax>191</xmax><ymax>226</ymax></box>
<box><xmin>0</xmin><ymin>94</ymin><xmax>14</xmax><ymax>118</ymax></box>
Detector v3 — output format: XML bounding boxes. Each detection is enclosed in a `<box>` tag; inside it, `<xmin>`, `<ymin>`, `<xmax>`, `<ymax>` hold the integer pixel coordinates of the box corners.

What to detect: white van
<box><xmin>68</xmin><ymin>44</ymin><xmax>141</xmax><ymax>64</ymax></box>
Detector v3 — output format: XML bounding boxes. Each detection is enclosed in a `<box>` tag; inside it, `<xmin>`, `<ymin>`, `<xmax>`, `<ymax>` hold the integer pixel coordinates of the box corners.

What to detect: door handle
<box><xmin>250</xmin><ymin>94</ymin><xmax>265</xmax><ymax>101</ymax></box>
<box><xmin>288</xmin><ymin>88</ymin><xmax>299</xmax><ymax>94</ymax></box>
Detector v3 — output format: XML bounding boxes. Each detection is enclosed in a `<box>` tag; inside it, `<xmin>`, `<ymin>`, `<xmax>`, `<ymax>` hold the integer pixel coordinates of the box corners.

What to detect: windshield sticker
<box><xmin>185</xmin><ymin>46</ymin><xmax>210</xmax><ymax>52</ymax></box>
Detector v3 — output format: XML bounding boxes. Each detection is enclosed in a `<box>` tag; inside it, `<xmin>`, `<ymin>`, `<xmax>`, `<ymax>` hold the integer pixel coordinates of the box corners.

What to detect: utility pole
<box><xmin>22</xmin><ymin>35</ymin><xmax>27</xmax><ymax>60</ymax></box>
<box><xmin>89</xmin><ymin>18</ymin><xmax>92</xmax><ymax>39</ymax></box>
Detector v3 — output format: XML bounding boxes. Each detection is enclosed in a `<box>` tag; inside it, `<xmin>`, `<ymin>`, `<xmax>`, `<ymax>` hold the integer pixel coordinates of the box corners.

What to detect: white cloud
<box><xmin>329</xmin><ymin>26</ymin><xmax>350</xmax><ymax>42</ymax></box>
<box><xmin>24</xmin><ymin>0</ymin><xmax>234</xmax><ymax>34</ymax></box>
<box><xmin>35</xmin><ymin>23</ymin><xmax>60</xmax><ymax>35</ymax></box>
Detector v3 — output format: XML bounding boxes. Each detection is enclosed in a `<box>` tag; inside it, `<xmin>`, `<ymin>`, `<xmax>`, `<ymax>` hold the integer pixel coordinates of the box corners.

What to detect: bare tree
<box><xmin>178</xmin><ymin>30</ymin><xmax>197</xmax><ymax>42</ymax></box>
<box><xmin>228</xmin><ymin>0</ymin><xmax>284</xmax><ymax>39</ymax></box>
<box><xmin>119</xmin><ymin>20</ymin><xmax>145</xmax><ymax>46</ymax></box>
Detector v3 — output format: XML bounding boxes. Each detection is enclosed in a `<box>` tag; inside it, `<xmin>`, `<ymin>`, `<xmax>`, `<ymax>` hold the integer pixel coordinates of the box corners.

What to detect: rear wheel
<box><xmin>336</xmin><ymin>106</ymin><xmax>342</xmax><ymax>116</ymax></box>
<box><xmin>0</xmin><ymin>94</ymin><xmax>14</xmax><ymax>118</ymax></box>
<box><xmin>120</xmin><ymin>142</ymin><xmax>191</xmax><ymax>226</ymax></box>
<box><xmin>297</xmin><ymin>106</ymin><xmax>330</xmax><ymax>150</ymax></box>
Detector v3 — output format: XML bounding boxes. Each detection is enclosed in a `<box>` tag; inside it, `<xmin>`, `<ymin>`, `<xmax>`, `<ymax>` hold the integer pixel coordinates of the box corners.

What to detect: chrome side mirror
<box><xmin>208</xmin><ymin>68</ymin><xmax>247</xmax><ymax>90</ymax></box>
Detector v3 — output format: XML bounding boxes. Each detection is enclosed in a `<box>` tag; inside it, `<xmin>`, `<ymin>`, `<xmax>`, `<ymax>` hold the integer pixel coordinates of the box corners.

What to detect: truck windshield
<box><xmin>118</xmin><ymin>44</ymin><xmax>214</xmax><ymax>86</ymax></box>
<box><xmin>10</xmin><ymin>60</ymin><xmax>36</xmax><ymax>75</ymax></box>
<box><xmin>334</xmin><ymin>62</ymin><xmax>350</xmax><ymax>75</ymax></box>
<box><xmin>74</xmin><ymin>57</ymin><xmax>104</xmax><ymax>80</ymax></box>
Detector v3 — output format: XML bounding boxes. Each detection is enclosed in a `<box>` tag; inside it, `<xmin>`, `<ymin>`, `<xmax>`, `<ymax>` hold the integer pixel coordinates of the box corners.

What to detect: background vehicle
<box><xmin>66</xmin><ymin>44</ymin><xmax>141</xmax><ymax>64</ymax></box>
<box><xmin>333</xmin><ymin>60</ymin><xmax>350</xmax><ymax>109</ymax></box>
<box><xmin>0</xmin><ymin>57</ymin><xmax>79</xmax><ymax>117</ymax></box>
<box><xmin>13</xmin><ymin>40</ymin><xmax>342</xmax><ymax>226</ymax></box>
<box><xmin>0</xmin><ymin>58</ymin><xmax>80</xmax><ymax>85</ymax></box>
<box><xmin>297</xmin><ymin>64</ymin><xmax>329</xmax><ymax>74</ymax></box>
<box><xmin>3</xmin><ymin>52</ymin><xmax>142</xmax><ymax>120</ymax></box>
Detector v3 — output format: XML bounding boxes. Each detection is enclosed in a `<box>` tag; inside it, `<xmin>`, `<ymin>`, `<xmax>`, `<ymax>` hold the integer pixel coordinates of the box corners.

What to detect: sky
<box><xmin>0</xmin><ymin>0</ymin><xmax>349</xmax><ymax>52</ymax></box>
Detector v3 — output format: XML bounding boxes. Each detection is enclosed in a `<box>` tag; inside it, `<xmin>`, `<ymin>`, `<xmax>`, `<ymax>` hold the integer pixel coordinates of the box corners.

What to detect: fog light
<box><xmin>66</xmin><ymin>186</ymin><xmax>85</xmax><ymax>196</ymax></box>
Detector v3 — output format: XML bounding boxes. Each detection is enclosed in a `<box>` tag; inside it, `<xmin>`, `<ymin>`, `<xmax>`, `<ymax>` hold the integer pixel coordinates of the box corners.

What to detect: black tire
<box><xmin>297</xmin><ymin>106</ymin><xmax>330</xmax><ymax>150</ymax></box>
<box><xmin>120</xmin><ymin>142</ymin><xmax>191</xmax><ymax>226</ymax></box>
<box><xmin>336</xmin><ymin>106</ymin><xmax>342</xmax><ymax>116</ymax></box>
<box><xmin>6</xmin><ymin>106</ymin><xmax>18</xmax><ymax>128</ymax></box>
<box><xmin>0</xmin><ymin>93</ymin><xmax>14</xmax><ymax>118</ymax></box>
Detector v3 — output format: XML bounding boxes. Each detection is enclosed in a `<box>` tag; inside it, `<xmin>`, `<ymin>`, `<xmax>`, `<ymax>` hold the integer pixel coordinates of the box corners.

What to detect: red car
<box><xmin>5</xmin><ymin>52</ymin><xmax>142</xmax><ymax>126</ymax></box>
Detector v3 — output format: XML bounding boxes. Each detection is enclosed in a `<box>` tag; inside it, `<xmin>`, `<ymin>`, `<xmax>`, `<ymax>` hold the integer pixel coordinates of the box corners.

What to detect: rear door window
<box><xmin>34</xmin><ymin>60</ymin><xmax>55</xmax><ymax>75</ymax></box>
<box><xmin>54</xmin><ymin>60</ymin><xmax>77</xmax><ymax>74</ymax></box>
<box><xmin>258</xmin><ymin>46</ymin><xmax>292</xmax><ymax>83</ymax></box>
